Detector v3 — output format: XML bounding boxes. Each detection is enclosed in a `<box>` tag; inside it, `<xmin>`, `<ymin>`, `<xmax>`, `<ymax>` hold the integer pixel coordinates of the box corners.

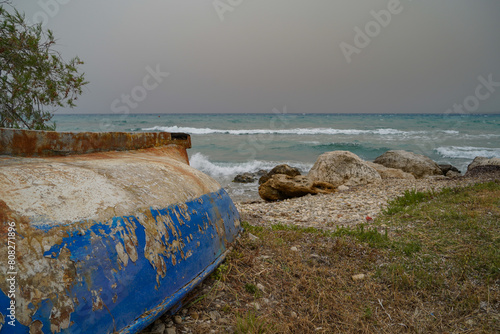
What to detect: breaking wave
<box><xmin>189</xmin><ymin>153</ymin><xmax>313</xmax><ymax>179</ymax></box>
<box><xmin>143</xmin><ymin>126</ymin><xmax>442</xmax><ymax>136</ymax></box>
<box><xmin>436</xmin><ymin>146</ymin><xmax>500</xmax><ymax>159</ymax></box>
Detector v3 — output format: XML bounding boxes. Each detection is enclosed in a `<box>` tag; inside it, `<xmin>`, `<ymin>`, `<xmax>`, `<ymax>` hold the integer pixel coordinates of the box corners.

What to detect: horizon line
<box><xmin>54</xmin><ymin>112</ymin><xmax>500</xmax><ymax>116</ymax></box>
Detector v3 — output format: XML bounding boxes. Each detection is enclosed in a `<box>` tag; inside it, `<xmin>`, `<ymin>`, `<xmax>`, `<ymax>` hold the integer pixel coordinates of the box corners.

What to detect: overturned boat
<box><xmin>0</xmin><ymin>128</ymin><xmax>241</xmax><ymax>333</ymax></box>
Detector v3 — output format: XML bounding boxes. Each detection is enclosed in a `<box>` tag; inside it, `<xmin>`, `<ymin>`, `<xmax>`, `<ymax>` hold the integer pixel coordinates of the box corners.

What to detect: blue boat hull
<box><xmin>0</xmin><ymin>129</ymin><xmax>241</xmax><ymax>333</ymax></box>
<box><xmin>0</xmin><ymin>188</ymin><xmax>240</xmax><ymax>333</ymax></box>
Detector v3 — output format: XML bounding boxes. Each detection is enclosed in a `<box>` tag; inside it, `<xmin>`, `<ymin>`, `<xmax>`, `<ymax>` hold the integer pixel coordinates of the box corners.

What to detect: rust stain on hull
<box><xmin>0</xmin><ymin>128</ymin><xmax>191</xmax><ymax>158</ymax></box>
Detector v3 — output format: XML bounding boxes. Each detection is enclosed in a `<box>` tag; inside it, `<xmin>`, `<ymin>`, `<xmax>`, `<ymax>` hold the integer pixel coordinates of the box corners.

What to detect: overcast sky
<box><xmin>11</xmin><ymin>0</ymin><xmax>500</xmax><ymax>114</ymax></box>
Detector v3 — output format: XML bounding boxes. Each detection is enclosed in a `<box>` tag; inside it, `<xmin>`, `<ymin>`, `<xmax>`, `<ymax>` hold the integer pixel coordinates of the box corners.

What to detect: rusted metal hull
<box><xmin>0</xmin><ymin>129</ymin><xmax>241</xmax><ymax>333</ymax></box>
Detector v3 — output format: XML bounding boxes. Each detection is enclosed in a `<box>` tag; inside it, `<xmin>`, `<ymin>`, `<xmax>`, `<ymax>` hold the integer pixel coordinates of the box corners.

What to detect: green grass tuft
<box><xmin>236</xmin><ymin>311</ymin><xmax>273</xmax><ymax>334</ymax></box>
<box><xmin>383</xmin><ymin>188</ymin><xmax>434</xmax><ymax>215</ymax></box>
<box><xmin>330</xmin><ymin>224</ymin><xmax>389</xmax><ymax>248</ymax></box>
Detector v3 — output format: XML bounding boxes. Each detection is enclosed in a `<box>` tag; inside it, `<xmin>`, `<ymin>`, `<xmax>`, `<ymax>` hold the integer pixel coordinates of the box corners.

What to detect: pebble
<box><xmin>209</xmin><ymin>311</ymin><xmax>220</xmax><ymax>321</ymax></box>
<box><xmin>173</xmin><ymin>315</ymin><xmax>182</xmax><ymax>325</ymax></box>
<box><xmin>352</xmin><ymin>274</ymin><xmax>366</xmax><ymax>281</ymax></box>
<box><xmin>166</xmin><ymin>327</ymin><xmax>176</xmax><ymax>334</ymax></box>
<box><xmin>248</xmin><ymin>302</ymin><xmax>261</xmax><ymax>310</ymax></box>
<box><xmin>151</xmin><ymin>323</ymin><xmax>165</xmax><ymax>334</ymax></box>
<box><xmin>290</xmin><ymin>246</ymin><xmax>298</xmax><ymax>252</ymax></box>
<box><xmin>248</xmin><ymin>233</ymin><xmax>260</xmax><ymax>241</ymax></box>
<box><xmin>189</xmin><ymin>311</ymin><xmax>199</xmax><ymax>320</ymax></box>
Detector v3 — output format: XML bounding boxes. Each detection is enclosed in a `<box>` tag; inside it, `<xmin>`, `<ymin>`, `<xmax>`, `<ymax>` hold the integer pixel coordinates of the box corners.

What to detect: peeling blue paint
<box><xmin>0</xmin><ymin>188</ymin><xmax>240</xmax><ymax>333</ymax></box>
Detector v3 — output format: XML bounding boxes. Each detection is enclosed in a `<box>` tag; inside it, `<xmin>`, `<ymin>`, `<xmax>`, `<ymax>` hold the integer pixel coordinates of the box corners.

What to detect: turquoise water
<box><xmin>53</xmin><ymin>113</ymin><xmax>500</xmax><ymax>199</ymax></box>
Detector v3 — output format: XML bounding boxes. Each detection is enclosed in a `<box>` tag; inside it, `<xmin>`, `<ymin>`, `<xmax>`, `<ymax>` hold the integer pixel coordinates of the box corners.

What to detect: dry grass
<box><xmin>153</xmin><ymin>181</ymin><xmax>500</xmax><ymax>333</ymax></box>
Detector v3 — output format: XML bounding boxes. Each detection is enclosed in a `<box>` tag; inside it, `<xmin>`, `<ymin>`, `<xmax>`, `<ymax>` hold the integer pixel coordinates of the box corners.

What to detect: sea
<box><xmin>53</xmin><ymin>113</ymin><xmax>500</xmax><ymax>201</ymax></box>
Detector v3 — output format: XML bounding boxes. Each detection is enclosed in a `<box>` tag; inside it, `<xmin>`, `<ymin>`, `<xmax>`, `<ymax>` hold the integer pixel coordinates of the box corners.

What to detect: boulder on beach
<box><xmin>258</xmin><ymin>164</ymin><xmax>301</xmax><ymax>185</ymax></box>
<box><xmin>233</xmin><ymin>172</ymin><xmax>256</xmax><ymax>183</ymax></box>
<box><xmin>366</xmin><ymin>161</ymin><xmax>415</xmax><ymax>180</ymax></box>
<box><xmin>465</xmin><ymin>157</ymin><xmax>500</xmax><ymax>178</ymax></box>
<box><xmin>439</xmin><ymin>164</ymin><xmax>461</xmax><ymax>176</ymax></box>
<box><xmin>466</xmin><ymin>157</ymin><xmax>500</xmax><ymax>173</ymax></box>
<box><xmin>256</xmin><ymin>169</ymin><xmax>268</xmax><ymax>177</ymax></box>
<box><xmin>258</xmin><ymin>174</ymin><xmax>336</xmax><ymax>201</ymax></box>
<box><xmin>373</xmin><ymin>150</ymin><xmax>442</xmax><ymax>179</ymax></box>
<box><xmin>465</xmin><ymin>165</ymin><xmax>500</xmax><ymax>178</ymax></box>
<box><xmin>233</xmin><ymin>170</ymin><xmax>267</xmax><ymax>183</ymax></box>
<box><xmin>308</xmin><ymin>151</ymin><xmax>381</xmax><ymax>187</ymax></box>
<box><xmin>446</xmin><ymin>170</ymin><xmax>462</xmax><ymax>178</ymax></box>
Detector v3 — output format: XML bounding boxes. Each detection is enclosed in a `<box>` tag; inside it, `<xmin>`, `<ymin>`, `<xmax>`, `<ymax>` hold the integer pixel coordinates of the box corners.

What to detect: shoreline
<box><xmin>235</xmin><ymin>174</ymin><xmax>498</xmax><ymax>231</ymax></box>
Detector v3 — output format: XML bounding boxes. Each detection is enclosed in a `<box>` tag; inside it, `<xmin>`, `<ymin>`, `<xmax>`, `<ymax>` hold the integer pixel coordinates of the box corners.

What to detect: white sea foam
<box><xmin>436</xmin><ymin>146</ymin><xmax>500</xmax><ymax>159</ymax></box>
<box><xmin>143</xmin><ymin>126</ymin><xmax>438</xmax><ymax>136</ymax></box>
<box><xmin>463</xmin><ymin>133</ymin><xmax>500</xmax><ymax>139</ymax></box>
<box><xmin>189</xmin><ymin>153</ymin><xmax>313</xmax><ymax>178</ymax></box>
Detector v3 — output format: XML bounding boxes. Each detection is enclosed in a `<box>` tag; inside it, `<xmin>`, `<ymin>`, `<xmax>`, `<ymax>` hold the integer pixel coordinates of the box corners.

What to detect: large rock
<box><xmin>373</xmin><ymin>150</ymin><xmax>442</xmax><ymax>179</ymax></box>
<box><xmin>258</xmin><ymin>174</ymin><xmax>336</xmax><ymax>201</ymax></box>
<box><xmin>308</xmin><ymin>151</ymin><xmax>381</xmax><ymax>187</ymax></box>
<box><xmin>258</xmin><ymin>164</ymin><xmax>301</xmax><ymax>185</ymax></box>
<box><xmin>233</xmin><ymin>172</ymin><xmax>256</xmax><ymax>183</ymax></box>
<box><xmin>446</xmin><ymin>170</ymin><xmax>461</xmax><ymax>178</ymax></box>
<box><xmin>466</xmin><ymin>157</ymin><xmax>500</xmax><ymax>173</ymax></box>
<box><xmin>465</xmin><ymin>165</ymin><xmax>500</xmax><ymax>178</ymax></box>
<box><xmin>366</xmin><ymin>162</ymin><xmax>415</xmax><ymax>180</ymax></box>
<box><xmin>233</xmin><ymin>170</ymin><xmax>267</xmax><ymax>183</ymax></box>
<box><xmin>439</xmin><ymin>164</ymin><xmax>460</xmax><ymax>176</ymax></box>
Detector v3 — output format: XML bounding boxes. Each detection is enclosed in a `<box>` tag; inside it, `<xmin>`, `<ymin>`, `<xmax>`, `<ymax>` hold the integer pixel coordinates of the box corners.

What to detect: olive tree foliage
<box><xmin>0</xmin><ymin>1</ymin><xmax>87</xmax><ymax>130</ymax></box>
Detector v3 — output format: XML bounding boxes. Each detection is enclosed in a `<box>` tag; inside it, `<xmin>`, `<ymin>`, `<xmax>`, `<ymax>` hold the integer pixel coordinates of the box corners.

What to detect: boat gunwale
<box><xmin>0</xmin><ymin>128</ymin><xmax>191</xmax><ymax>157</ymax></box>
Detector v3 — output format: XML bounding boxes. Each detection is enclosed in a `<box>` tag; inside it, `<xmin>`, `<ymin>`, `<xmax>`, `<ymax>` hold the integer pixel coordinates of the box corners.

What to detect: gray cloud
<box><xmin>10</xmin><ymin>0</ymin><xmax>500</xmax><ymax>114</ymax></box>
